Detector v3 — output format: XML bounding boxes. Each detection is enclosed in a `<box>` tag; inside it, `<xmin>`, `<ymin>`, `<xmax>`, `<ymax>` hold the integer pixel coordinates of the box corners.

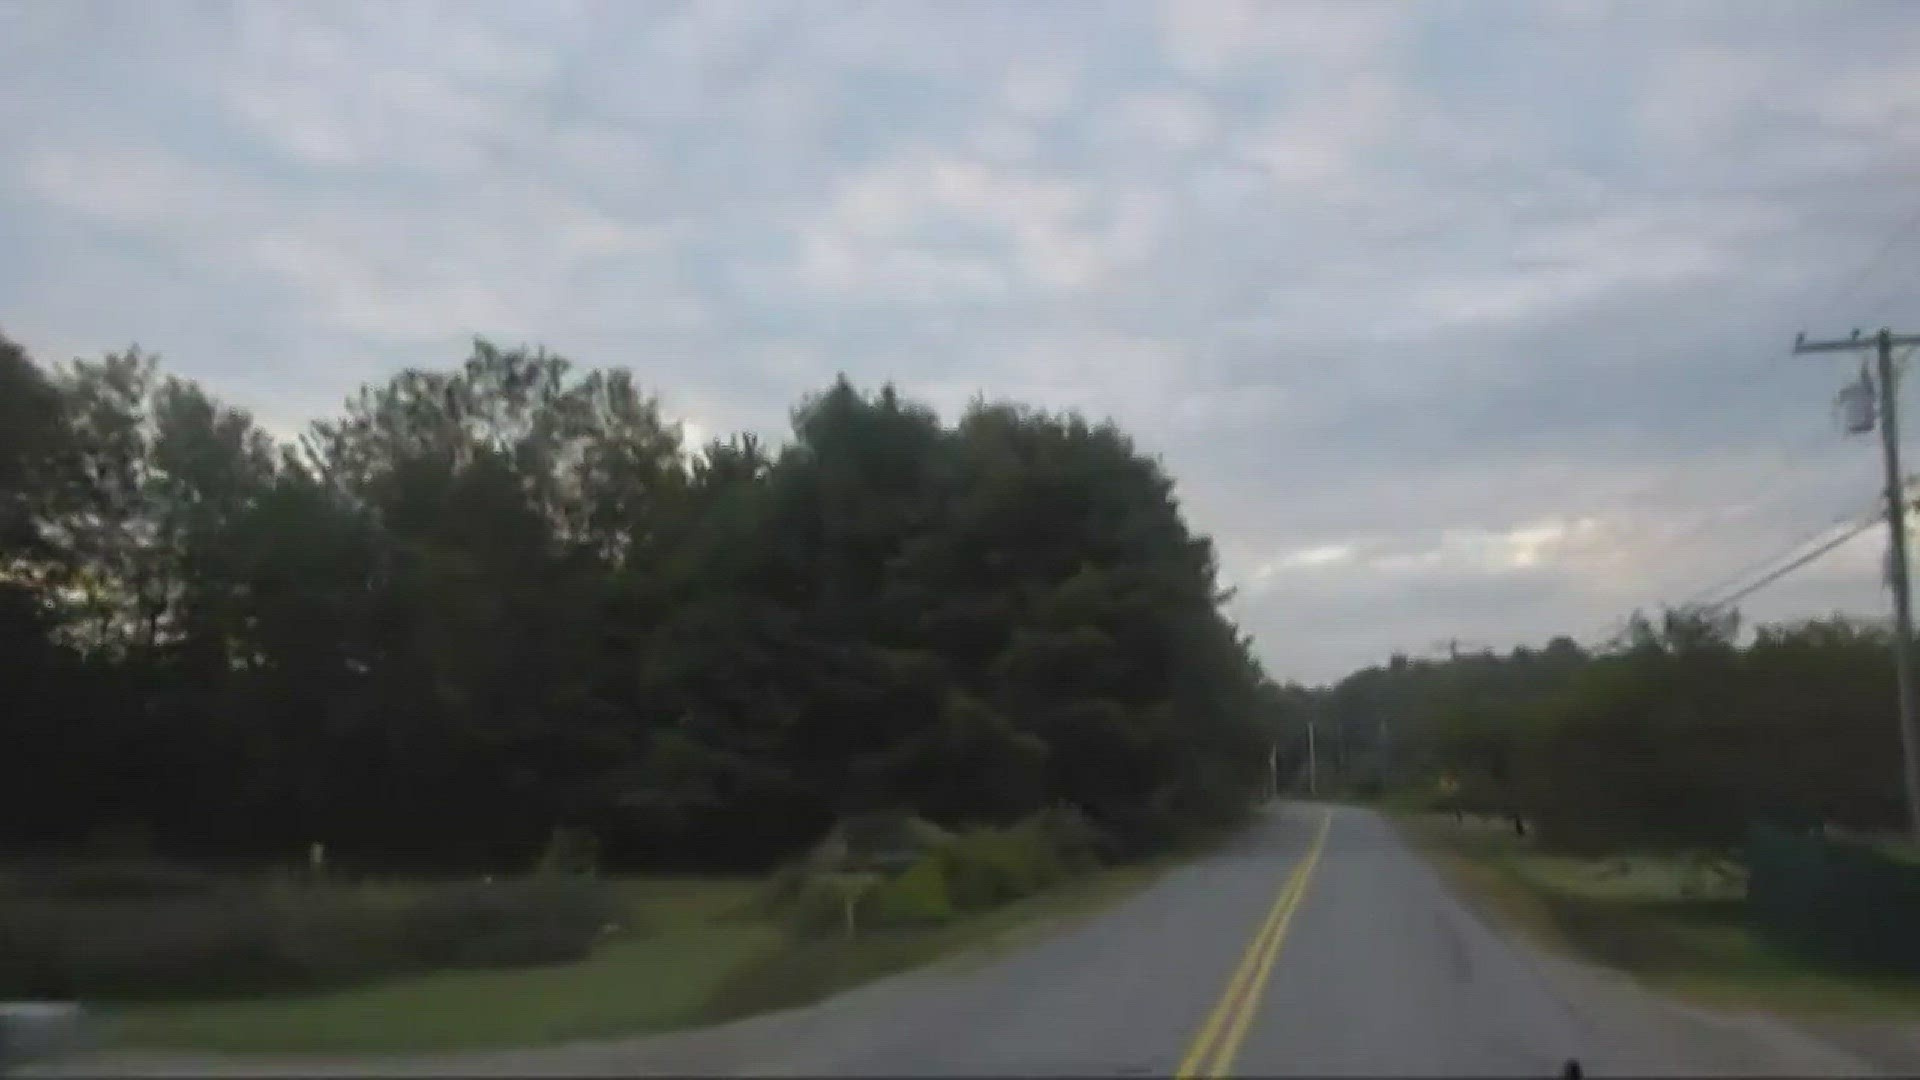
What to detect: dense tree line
<box><xmin>1</xmin><ymin>335</ymin><xmax>1284</xmax><ymax>870</ymax></box>
<box><xmin>1314</xmin><ymin>609</ymin><xmax>1910</xmax><ymax>853</ymax></box>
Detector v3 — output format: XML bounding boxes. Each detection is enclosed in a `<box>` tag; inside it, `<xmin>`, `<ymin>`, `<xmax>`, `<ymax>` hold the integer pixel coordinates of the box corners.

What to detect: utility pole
<box><xmin>1378</xmin><ymin>717</ymin><xmax>1392</xmax><ymax>788</ymax></box>
<box><xmin>1306</xmin><ymin>718</ymin><xmax>1318</xmax><ymax>797</ymax></box>
<box><xmin>1795</xmin><ymin>327</ymin><xmax>1920</xmax><ymax>841</ymax></box>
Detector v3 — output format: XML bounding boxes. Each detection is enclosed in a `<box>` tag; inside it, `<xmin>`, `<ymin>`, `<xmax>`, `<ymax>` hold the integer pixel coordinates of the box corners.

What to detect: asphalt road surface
<box><xmin>31</xmin><ymin>802</ymin><xmax>1883</xmax><ymax>1077</ymax></box>
<box><xmin>715</xmin><ymin>801</ymin><xmax>1602</xmax><ymax>1077</ymax></box>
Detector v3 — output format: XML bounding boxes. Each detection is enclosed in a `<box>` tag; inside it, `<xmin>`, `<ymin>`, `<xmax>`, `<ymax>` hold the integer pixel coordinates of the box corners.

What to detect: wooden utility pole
<box><xmin>1306</xmin><ymin>718</ymin><xmax>1318</xmax><ymax>796</ymax></box>
<box><xmin>1795</xmin><ymin>327</ymin><xmax>1920</xmax><ymax>841</ymax></box>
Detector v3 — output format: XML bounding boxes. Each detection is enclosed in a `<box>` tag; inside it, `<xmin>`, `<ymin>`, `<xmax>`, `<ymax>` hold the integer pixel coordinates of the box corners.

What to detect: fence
<box><xmin>1747</xmin><ymin>818</ymin><xmax>1920</xmax><ymax>973</ymax></box>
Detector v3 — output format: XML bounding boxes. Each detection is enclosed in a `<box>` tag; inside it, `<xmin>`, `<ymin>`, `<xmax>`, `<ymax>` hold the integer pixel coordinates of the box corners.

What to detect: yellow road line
<box><xmin>1172</xmin><ymin>861</ymin><xmax>1303</xmax><ymax>1078</ymax></box>
<box><xmin>1205</xmin><ymin>810</ymin><xmax>1331</xmax><ymax>1077</ymax></box>
<box><xmin>1174</xmin><ymin>809</ymin><xmax>1332</xmax><ymax>1079</ymax></box>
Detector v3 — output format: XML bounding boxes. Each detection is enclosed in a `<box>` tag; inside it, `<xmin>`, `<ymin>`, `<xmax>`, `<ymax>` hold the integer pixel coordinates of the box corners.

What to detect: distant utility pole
<box><xmin>1795</xmin><ymin>327</ymin><xmax>1920</xmax><ymax>841</ymax></box>
<box><xmin>1306</xmin><ymin>718</ymin><xmax>1318</xmax><ymax>797</ymax></box>
<box><xmin>1378</xmin><ymin>717</ymin><xmax>1391</xmax><ymax>786</ymax></box>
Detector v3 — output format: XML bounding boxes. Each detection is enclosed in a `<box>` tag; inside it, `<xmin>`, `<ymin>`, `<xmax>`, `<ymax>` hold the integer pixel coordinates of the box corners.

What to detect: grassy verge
<box><xmin>105</xmin><ymin>876</ymin><xmax>773</xmax><ymax>1052</ymax></box>
<box><xmin>703</xmin><ymin>861</ymin><xmax>1166</xmax><ymax>1023</ymax></box>
<box><xmin>1396</xmin><ymin>813</ymin><xmax>1920</xmax><ymax>1019</ymax></box>
<box><xmin>104</xmin><ymin>863</ymin><xmax>1171</xmax><ymax>1053</ymax></box>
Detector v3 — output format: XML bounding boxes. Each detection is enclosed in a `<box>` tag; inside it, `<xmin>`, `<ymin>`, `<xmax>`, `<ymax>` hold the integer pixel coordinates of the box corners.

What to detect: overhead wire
<box><xmin>1676</xmin><ymin>496</ymin><xmax>1883</xmax><ymax>611</ymax></box>
<box><xmin>1860</xmin><ymin>267</ymin><xmax>1920</xmax><ymax>331</ymax></box>
<box><xmin>1585</xmin><ymin>425</ymin><xmax>1869</xmax><ymax>644</ymax></box>
<box><xmin>1592</xmin><ymin>503</ymin><xmax>1883</xmax><ymax>646</ymax></box>
<box><xmin>1581</xmin><ymin>197</ymin><xmax>1920</xmax><ymax>643</ymax></box>
<box><xmin>1651</xmin><ymin>346</ymin><xmax>1909</xmax><ymax>615</ymax></box>
<box><xmin>1664</xmin><ymin>345</ymin><xmax>1917</xmax><ymax>612</ymax></box>
<box><xmin>1814</xmin><ymin>201</ymin><xmax>1920</xmax><ymax>321</ymax></box>
<box><xmin>1700</xmin><ymin>515</ymin><xmax>1882</xmax><ymax>614</ymax></box>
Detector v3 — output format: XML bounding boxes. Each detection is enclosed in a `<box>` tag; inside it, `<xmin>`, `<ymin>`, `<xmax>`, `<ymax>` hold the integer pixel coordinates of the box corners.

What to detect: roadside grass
<box><xmin>106</xmin><ymin>876</ymin><xmax>778</xmax><ymax>1052</ymax></box>
<box><xmin>702</xmin><ymin>861</ymin><xmax>1169</xmax><ymax>1023</ymax></box>
<box><xmin>1396</xmin><ymin>813</ymin><xmax>1920</xmax><ymax>1019</ymax></box>
<box><xmin>103</xmin><ymin>861</ymin><xmax>1173</xmax><ymax>1053</ymax></box>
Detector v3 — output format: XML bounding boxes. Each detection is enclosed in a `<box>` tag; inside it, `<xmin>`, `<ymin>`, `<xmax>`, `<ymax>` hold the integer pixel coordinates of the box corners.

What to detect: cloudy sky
<box><xmin>5</xmin><ymin>0</ymin><xmax>1920</xmax><ymax>682</ymax></box>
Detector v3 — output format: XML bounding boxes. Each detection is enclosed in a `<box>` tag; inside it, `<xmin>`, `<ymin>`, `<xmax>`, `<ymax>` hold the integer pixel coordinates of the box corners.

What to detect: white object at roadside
<box><xmin>0</xmin><ymin>1002</ymin><xmax>88</xmax><ymax>1074</ymax></box>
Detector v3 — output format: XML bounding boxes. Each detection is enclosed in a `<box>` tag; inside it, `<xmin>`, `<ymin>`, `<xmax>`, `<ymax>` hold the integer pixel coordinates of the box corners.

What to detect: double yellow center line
<box><xmin>1175</xmin><ymin>809</ymin><xmax>1332</xmax><ymax>1079</ymax></box>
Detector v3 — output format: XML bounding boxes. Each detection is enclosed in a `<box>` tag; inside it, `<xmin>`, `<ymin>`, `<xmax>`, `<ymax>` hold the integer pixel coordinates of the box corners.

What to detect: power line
<box><xmin>1592</xmin><ymin>344</ymin><xmax>1919</xmax><ymax>637</ymax></box>
<box><xmin>1583</xmin><ymin>206</ymin><xmax>1920</xmax><ymax>649</ymax></box>
<box><xmin>1817</xmin><ymin>201</ymin><xmax>1920</xmax><ymax>319</ymax></box>
<box><xmin>1608</xmin><ymin>200</ymin><xmax>1920</xmax><ymax>563</ymax></box>
<box><xmin>1576</xmin><ymin>351</ymin><xmax>1870</xmax><ymax>604</ymax></box>
<box><xmin>1700</xmin><ymin>515</ymin><xmax>1879</xmax><ymax>613</ymax></box>
<box><xmin>1586</xmin><ymin>455</ymin><xmax>1871</xmax><ymax>643</ymax></box>
<box><xmin>1862</xmin><ymin>268</ymin><xmax>1920</xmax><ymax>330</ymax></box>
<box><xmin>1623</xmin><ymin>434</ymin><xmax>1849</xmax><ymax>569</ymax></box>
<box><xmin>1679</xmin><ymin>498</ymin><xmax>1882</xmax><ymax>610</ymax></box>
<box><xmin>1588</xmin><ymin>503</ymin><xmax>1875</xmax><ymax>648</ymax></box>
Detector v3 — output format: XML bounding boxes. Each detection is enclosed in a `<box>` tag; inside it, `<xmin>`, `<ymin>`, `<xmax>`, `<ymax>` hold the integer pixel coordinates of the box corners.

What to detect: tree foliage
<box><xmin>1308</xmin><ymin>608</ymin><xmax>1909</xmax><ymax>854</ymax></box>
<box><xmin>1</xmin><ymin>336</ymin><xmax>1275</xmax><ymax>869</ymax></box>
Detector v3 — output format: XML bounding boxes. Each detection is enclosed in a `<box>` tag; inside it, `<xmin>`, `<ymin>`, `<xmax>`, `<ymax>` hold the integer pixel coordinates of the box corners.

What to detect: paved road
<box><xmin>737</xmin><ymin>802</ymin><xmax>1601</xmax><ymax>1076</ymax></box>
<box><xmin>30</xmin><ymin>802</ymin><xmax>1883</xmax><ymax>1077</ymax></box>
<box><xmin>718</xmin><ymin>802</ymin><xmax>1595</xmax><ymax>1076</ymax></box>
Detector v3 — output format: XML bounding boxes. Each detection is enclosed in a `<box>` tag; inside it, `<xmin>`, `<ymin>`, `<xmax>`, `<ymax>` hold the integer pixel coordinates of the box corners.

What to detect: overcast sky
<box><xmin>5</xmin><ymin>0</ymin><xmax>1919</xmax><ymax>682</ymax></box>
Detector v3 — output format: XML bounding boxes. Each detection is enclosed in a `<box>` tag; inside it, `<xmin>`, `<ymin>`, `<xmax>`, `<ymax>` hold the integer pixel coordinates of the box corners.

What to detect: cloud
<box><xmin>774</xmin><ymin>149</ymin><xmax>1148</xmax><ymax>300</ymax></box>
<box><xmin>5</xmin><ymin>0</ymin><xmax>1919</xmax><ymax>681</ymax></box>
<box><xmin>19</xmin><ymin>144</ymin><xmax>668</xmax><ymax>347</ymax></box>
<box><xmin>1110</xmin><ymin>89</ymin><xmax>1219</xmax><ymax>151</ymax></box>
<box><xmin>1158</xmin><ymin>0</ymin><xmax>1407</xmax><ymax>78</ymax></box>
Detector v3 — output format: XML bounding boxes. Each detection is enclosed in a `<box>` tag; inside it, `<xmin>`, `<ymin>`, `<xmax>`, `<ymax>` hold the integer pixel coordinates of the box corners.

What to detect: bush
<box><xmin>771</xmin><ymin>808</ymin><xmax>1109</xmax><ymax>933</ymax></box>
<box><xmin>803</xmin><ymin>812</ymin><xmax>953</xmax><ymax>874</ymax></box>
<box><xmin>938</xmin><ymin>831</ymin><xmax>1009</xmax><ymax>910</ymax></box>
<box><xmin>756</xmin><ymin>862</ymin><xmax>809</xmax><ymax>915</ymax></box>
<box><xmin>864</xmin><ymin>855</ymin><xmax>956</xmax><ymax>926</ymax></box>
<box><xmin>1029</xmin><ymin>807</ymin><xmax>1109</xmax><ymax>871</ymax></box>
<box><xmin>0</xmin><ymin>873</ymin><xmax>625</xmax><ymax>999</ymax></box>
<box><xmin>2</xmin><ymin>863</ymin><xmax>227</xmax><ymax>901</ymax></box>
<box><xmin>399</xmin><ymin>877</ymin><xmax>622</xmax><ymax>967</ymax></box>
<box><xmin>777</xmin><ymin>870</ymin><xmax>885</xmax><ymax>933</ymax></box>
<box><xmin>265</xmin><ymin>886</ymin><xmax>411</xmax><ymax>987</ymax></box>
<box><xmin>939</xmin><ymin>825</ymin><xmax>1061</xmax><ymax>910</ymax></box>
<box><xmin>533</xmin><ymin>827</ymin><xmax>600</xmax><ymax>875</ymax></box>
<box><xmin>1099</xmin><ymin>807</ymin><xmax>1195</xmax><ymax>861</ymax></box>
<box><xmin>1749</xmin><ymin>821</ymin><xmax>1920</xmax><ymax>973</ymax></box>
<box><xmin>0</xmin><ymin>894</ymin><xmax>302</xmax><ymax>999</ymax></box>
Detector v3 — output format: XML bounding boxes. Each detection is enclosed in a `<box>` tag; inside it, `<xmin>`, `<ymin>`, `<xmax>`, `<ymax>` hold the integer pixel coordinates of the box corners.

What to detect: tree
<box><xmin>2</xmin><ymin>340</ymin><xmax>1278</xmax><ymax>869</ymax></box>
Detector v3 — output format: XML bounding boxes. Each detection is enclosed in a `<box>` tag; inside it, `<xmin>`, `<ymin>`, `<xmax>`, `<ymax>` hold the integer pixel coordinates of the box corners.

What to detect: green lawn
<box><xmin>1396</xmin><ymin>814</ymin><xmax>1920</xmax><ymax>1019</ymax></box>
<box><xmin>108</xmin><ymin>876</ymin><xmax>778</xmax><ymax>1052</ymax></box>
<box><xmin>104</xmin><ymin>864</ymin><xmax>1170</xmax><ymax>1053</ymax></box>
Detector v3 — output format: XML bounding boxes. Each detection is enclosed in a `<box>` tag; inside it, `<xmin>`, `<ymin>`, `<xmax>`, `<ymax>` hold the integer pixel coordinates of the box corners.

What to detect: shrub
<box><xmin>864</xmin><ymin>855</ymin><xmax>956</xmax><ymax>926</ymax></box>
<box><xmin>265</xmin><ymin>887</ymin><xmax>410</xmax><ymax>987</ymax></box>
<box><xmin>0</xmin><ymin>873</ymin><xmax>625</xmax><ymax>999</ymax></box>
<box><xmin>756</xmin><ymin>862</ymin><xmax>809</xmax><ymax>916</ymax></box>
<box><xmin>2</xmin><ymin>863</ymin><xmax>227</xmax><ymax>901</ymax></box>
<box><xmin>771</xmin><ymin>808</ymin><xmax>1108</xmax><ymax>933</ymax></box>
<box><xmin>937</xmin><ymin>830</ymin><xmax>1008</xmax><ymax>910</ymax></box>
<box><xmin>0</xmin><ymin>894</ymin><xmax>297</xmax><ymax>999</ymax></box>
<box><xmin>1029</xmin><ymin>807</ymin><xmax>1109</xmax><ymax>871</ymax></box>
<box><xmin>778</xmin><ymin>870</ymin><xmax>885</xmax><ymax>933</ymax></box>
<box><xmin>398</xmin><ymin>877</ymin><xmax>622</xmax><ymax>967</ymax></box>
<box><xmin>533</xmin><ymin>827</ymin><xmax>600</xmax><ymax>875</ymax></box>
<box><xmin>1099</xmin><ymin>807</ymin><xmax>1193</xmax><ymax>861</ymax></box>
<box><xmin>939</xmin><ymin>825</ymin><xmax>1060</xmax><ymax>910</ymax></box>
<box><xmin>803</xmin><ymin>812</ymin><xmax>953</xmax><ymax>874</ymax></box>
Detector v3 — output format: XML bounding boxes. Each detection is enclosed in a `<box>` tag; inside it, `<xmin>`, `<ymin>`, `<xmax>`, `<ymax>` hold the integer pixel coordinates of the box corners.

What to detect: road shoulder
<box><xmin>1391</xmin><ymin>812</ymin><xmax>1907</xmax><ymax>1076</ymax></box>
